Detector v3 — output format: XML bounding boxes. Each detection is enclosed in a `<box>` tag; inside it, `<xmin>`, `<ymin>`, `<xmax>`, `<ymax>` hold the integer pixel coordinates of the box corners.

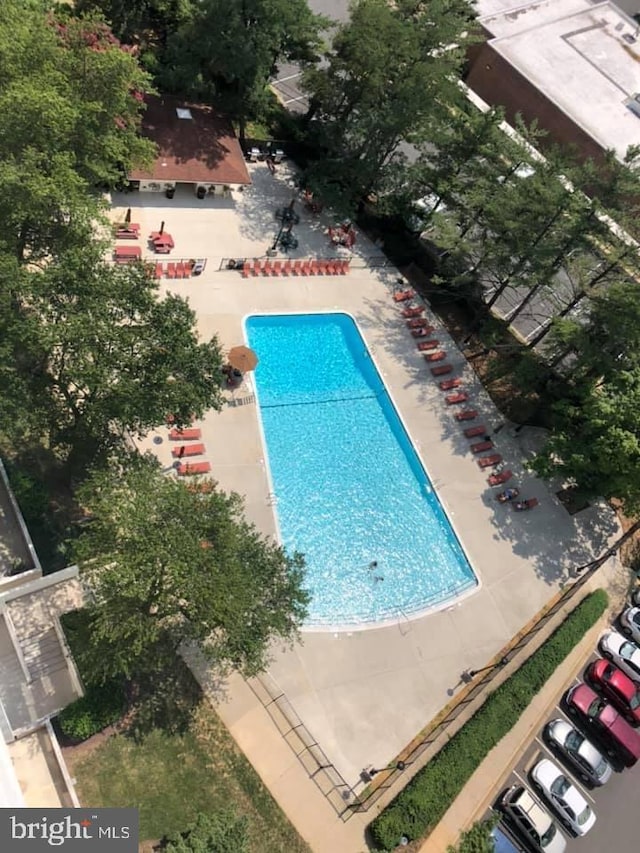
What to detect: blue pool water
<box><xmin>246</xmin><ymin>313</ymin><xmax>477</xmax><ymax>628</ymax></box>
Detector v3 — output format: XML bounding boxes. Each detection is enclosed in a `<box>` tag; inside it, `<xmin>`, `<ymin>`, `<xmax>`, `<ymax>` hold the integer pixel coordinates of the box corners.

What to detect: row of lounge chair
<box><xmin>395</xmin><ymin>286</ymin><xmax>507</xmax><ymax>475</ymax></box>
<box><xmin>241</xmin><ymin>258</ymin><xmax>351</xmax><ymax>277</ymax></box>
<box><xmin>394</xmin><ymin>284</ymin><xmax>541</xmax><ymax>508</ymax></box>
<box><xmin>167</xmin><ymin>425</ymin><xmax>211</xmax><ymax>477</ymax></box>
<box><xmin>153</xmin><ymin>261</ymin><xmax>192</xmax><ymax>280</ymax></box>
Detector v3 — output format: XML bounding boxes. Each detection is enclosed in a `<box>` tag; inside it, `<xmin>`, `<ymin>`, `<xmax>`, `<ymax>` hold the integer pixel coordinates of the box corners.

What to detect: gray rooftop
<box><xmin>474</xmin><ymin>0</ymin><xmax>640</xmax><ymax>162</ymax></box>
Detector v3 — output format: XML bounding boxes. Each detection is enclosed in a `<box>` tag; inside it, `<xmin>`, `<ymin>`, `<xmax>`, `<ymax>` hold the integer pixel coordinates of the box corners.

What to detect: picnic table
<box><xmin>150</xmin><ymin>232</ymin><xmax>174</xmax><ymax>247</ymax></box>
<box><xmin>114</xmin><ymin>245</ymin><xmax>141</xmax><ymax>263</ymax></box>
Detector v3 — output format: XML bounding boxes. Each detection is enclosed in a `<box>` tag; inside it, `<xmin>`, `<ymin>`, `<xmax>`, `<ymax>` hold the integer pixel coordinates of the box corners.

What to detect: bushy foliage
<box><xmin>58</xmin><ymin>680</ymin><xmax>126</xmax><ymax>741</ymax></box>
<box><xmin>164</xmin><ymin>811</ymin><xmax>249</xmax><ymax>853</ymax></box>
<box><xmin>369</xmin><ymin>589</ymin><xmax>608</xmax><ymax>851</ymax></box>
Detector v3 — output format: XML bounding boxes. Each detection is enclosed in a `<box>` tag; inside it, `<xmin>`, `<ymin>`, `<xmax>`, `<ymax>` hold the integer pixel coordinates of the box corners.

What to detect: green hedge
<box><xmin>369</xmin><ymin>589</ymin><xmax>609</xmax><ymax>851</ymax></box>
<box><xmin>58</xmin><ymin>680</ymin><xmax>126</xmax><ymax>741</ymax></box>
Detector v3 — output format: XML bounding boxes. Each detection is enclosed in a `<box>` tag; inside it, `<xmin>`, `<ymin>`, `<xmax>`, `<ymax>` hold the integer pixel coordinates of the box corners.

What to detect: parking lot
<box><xmin>492</xmin><ymin>603</ymin><xmax>640</xmax><ymax>852</ymax></box>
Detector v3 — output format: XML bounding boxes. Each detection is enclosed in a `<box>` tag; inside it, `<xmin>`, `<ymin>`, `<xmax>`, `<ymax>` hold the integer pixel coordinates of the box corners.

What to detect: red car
<box><xmin>587</xmin><ymin>659</ymin><xmax>640</xmax><ymax>725</ymax></box>
<box><xmin>565</xmin><ymin>682</ymin><xmax>640</xmax><ymax>766</ymax></box>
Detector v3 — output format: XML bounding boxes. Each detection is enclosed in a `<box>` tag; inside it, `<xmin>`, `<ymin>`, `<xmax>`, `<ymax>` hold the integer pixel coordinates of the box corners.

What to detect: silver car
<box><xmin>620</xmin><ymin>606</ymin><xmax>640</xmax><ymax>645</ymax></box>
<box><xmin>545</xmin><ymin>719</ymin><xmax>612</xmax><ymax>786</ymax></box>
<box><xmin>530</xmin><ymin>759</ymin><xmax>596</xmax><ymax>836</ymax></box>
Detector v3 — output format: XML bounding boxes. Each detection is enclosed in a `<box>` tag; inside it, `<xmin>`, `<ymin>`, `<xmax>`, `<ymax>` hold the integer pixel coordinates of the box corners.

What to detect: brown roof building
<box><xmin>129</xmin><ymin>95</ymin><xmax>251</xmax><ymax>187</ymax></box>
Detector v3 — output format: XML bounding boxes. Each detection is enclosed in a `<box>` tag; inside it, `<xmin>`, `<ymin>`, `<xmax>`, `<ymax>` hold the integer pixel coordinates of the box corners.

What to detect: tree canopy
<box><xmin>529</xmin><ymin>282</ymin><xmax>640</xmax><ymax>513</ymax></box>
<box><xmin>70</xmin><ymin>456</ymin><xmax>309</xmax><ymax>683</ymax></box>
<box><xmin>0</xmin><ymin>247</ymin><xmax>225</xmax><ymax>468</ymax></box>
<box><xmin>160</xmin><ymin>0</ymin><xmax>326</xmax><ymax>137</ymax></box>
<box><xmin>301</xmin><ymin>0</ymin><xmax>475</xmax><ymax>211</ymax></box>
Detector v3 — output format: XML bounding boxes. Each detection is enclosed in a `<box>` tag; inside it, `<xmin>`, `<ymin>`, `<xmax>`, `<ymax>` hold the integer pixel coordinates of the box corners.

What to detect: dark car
<box><xmin>587</xmin><ymin>659</ymin><xmax>640</xmax><ymax>725</ymax></box>
<box><xmin>565</xmin><ymin>682</ymin><xmax>640</xmax><ymax>766</ymax></box>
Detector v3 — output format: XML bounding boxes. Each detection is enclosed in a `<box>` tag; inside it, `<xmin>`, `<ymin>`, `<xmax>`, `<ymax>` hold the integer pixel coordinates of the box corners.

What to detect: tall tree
<box><xmin>0</xmin><ymin>246</ymin><xmax>225</xmax><ymax>467</ymax></box>
<box><xmin>301</xmin><ymin>0</ymin><xmax>475</xmax><ymax>211</ymax></box>
<box><xmin>162</xmin><ymin>0</ymin><xmax>326</xmax><ymax>139</ymax></box>
<box><xmin>529</xmin><ymin>282</ymin><xmax>640</xmax><ymax>512</ymax></box>
<box><xmin>71</xmin><ymin>456</ymin><xmax>309</xmax><ymax>683</ymax></box>
<box><xmin>0</xmin><ymin>2</ymin><xmax>154</xmax><ymax>263</ymax></box>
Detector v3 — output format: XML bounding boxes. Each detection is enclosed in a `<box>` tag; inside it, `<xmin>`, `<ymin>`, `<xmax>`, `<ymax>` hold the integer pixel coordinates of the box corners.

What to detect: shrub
<box><xmin>58</xmin><ymin>680</ymin><xmax>126</xmax><ymax>741</ymax></box>
<box><xmin>369</xmin><ymin>589</ymin><xmax>608</xmax><ymax>851</ymax></box>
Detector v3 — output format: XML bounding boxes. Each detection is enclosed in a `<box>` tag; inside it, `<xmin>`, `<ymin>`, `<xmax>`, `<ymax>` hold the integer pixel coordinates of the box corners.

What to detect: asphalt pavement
<box><xmin>493</xmin><ymin>640</ymin><xmax>639</xmax><ymax>853</ymax></box>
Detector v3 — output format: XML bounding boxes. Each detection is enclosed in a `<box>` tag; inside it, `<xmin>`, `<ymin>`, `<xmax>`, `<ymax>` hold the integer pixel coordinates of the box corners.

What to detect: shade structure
<box><xmin>227</xmin><ymin>345</ymin><xmax>258</xmax><ymax>372</ymax></box>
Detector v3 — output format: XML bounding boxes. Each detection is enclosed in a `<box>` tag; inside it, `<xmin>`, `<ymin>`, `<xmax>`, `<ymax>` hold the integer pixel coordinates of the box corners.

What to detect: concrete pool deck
<box><xmin>128</xmin><ymin>161</ymin><xmax>619</xmax><ymax>834</ymax></box>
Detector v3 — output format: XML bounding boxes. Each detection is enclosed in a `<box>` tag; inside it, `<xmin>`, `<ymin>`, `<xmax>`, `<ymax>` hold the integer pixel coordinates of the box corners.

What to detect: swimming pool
<box><xmin>246</xmin><ymin>313</ymin><xmax>477</xmax><ymax>629</ymax></box>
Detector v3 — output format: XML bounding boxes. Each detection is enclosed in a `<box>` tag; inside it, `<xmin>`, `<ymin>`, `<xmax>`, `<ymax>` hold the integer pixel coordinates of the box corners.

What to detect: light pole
<box><xmin>366</xmin><ymin>760</ymin><xmax>407</xmax><ymax>779</ymax></box>
<box><xmin>461</xmin><ymin>655</ymin><xmax>509</xmax><ymax>683</ymax></box>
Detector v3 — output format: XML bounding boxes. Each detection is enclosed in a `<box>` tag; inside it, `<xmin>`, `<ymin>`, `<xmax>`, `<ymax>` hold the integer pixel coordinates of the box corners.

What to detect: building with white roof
<box><xmin>467</xmin><ymin>0</ymin><xmax>640</xmax><ymax>164</ymax></box>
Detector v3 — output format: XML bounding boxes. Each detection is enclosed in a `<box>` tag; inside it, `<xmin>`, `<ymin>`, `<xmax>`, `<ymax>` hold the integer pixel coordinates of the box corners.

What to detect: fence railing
<box><xmin>247</xmin><ymin>671</ymin><xmax>360</xmax><ymax>820</ymax></box>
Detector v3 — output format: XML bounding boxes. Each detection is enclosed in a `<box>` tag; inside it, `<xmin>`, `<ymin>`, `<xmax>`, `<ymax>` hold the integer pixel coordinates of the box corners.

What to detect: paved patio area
<box><xmin>130</xmin><ymin>162</ymin><xmax>619</xmax><ymax>789</ymax></box>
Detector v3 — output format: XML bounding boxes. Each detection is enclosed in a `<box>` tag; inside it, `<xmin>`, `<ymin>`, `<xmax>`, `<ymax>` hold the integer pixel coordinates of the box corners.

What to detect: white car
<box><xmin>530</xmin><ymin>759</ymin><xmax>596</xmax><ymax>836</ymax></box>
<box><xmin>620</xmin><ymin>606</ymin><xmax>640</xmax><ymax>644</ymax></box>
<box><xmin>600</xmin><ymin>630</ymin><xmax>640</xmax><ymax>682</ymax></box>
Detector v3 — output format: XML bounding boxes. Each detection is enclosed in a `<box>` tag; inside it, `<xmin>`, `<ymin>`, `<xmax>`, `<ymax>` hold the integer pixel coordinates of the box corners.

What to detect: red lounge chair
<box><xmin>420</xmin><ymin>341</ymin><xmax>441</xmax><ymax>352</ymax></box>
<box><xmin>464</xmin><ymin>425</ymin><xmax>486</xmax><ymax>438</ymax></box>
<box><xmin>316</xmin><ymin>260</ymin><xmax>327</xmax><ymax>275</ymax></box>
<box><xmin>431</xmin><ymin>364</ymin><xmax>453</xmax><ymax>376</ymax></box>
<box><xmin>477</xmin><ymin>454</ymin><xmax>503</xmax><ymax>469</ymax></box>
<box><xmin>300</xmin><ymin>260</ymin><xmax>310</xmax><ymax>275</ymax></box>
<box><xmin>488</xmin><ymin>469</ymin><xmax>512</xmax><ymax>486</ymax></box>
<box><xmin>402</xmin><ymin>306</ymin><xmax>425</xmax><ymax>318</ymax></box>
<box><xmin>183</xmin><ymin>262</ymin><xmax>191</xmax><ymax>278</ymax></box>
<box><xmin>309</xmin><ymin>260</ymin><xmax>319</xmax><ymax>275</ymax></box>
<box><xmin>416</xmin><ymin>334</ymin><xmax>437</xmax><ymax>348</ymax></box>
<box><xmin>272</xmin><ymin>260</ymin><xmax>282</xmax><ymax>276</ymax></box>
<box><xmin>187</xmin><ymin>481</ymin><xmax>216</xmax><ymax>494</ymax></box>
<box><xmin>425</xmin><ymin>351</ymin><xmax>447</xmax><ymax>362</ymax></box>
<box><xmin>282</xmin><ymin>260</ymin><xmax>292</xmax><ymax>276</ymax></box>
<box><xmin>471</xmin><ymin>440</ymin><xmax>494</xmax><ymax>454</ymax></box>
<box><xmin>455</xmin><ymin>409</ymin><xmax>478</xmax><ymax>421</ymax></box>
<box><xmin>171</xmin><ymin>443</ymin><xmax>205</xmax><ymax>458</ymax></box>
<box><xmin>445</xmin><ymin>391</ymin><xmax>468</xmax><ymax>404</ymax></box>
<box><xmin>325</xmin><ymin>260</ymin><xmax>338</xmax><ymax>275</ymax></box>
<box><xmin>242</xmin><ymin>261</ymin><xmax>251</xmax><ymax>278</ymax></box>
<box><xmin>340</xmin><ymin>259</ymin><xmax>350</xmax><ymax>274</ymax></box>
<box><xmin>440</xmin><ymin>378</ymin><xmax>462</xmax><ymax>391</ymax></box>
<box><xmin>393</xmin><ymin>289</ymin><xmax>415</xmax><ymax>302</ymax></box>
<box><xmin>412</xmin><ymin>327</ymin><xmax>435</xmax><ymax>338</ymax></box>
<box><xmin>167</xmin><ymin>262</ymin><xmax>176</xmax><ymax>279</ymax></box>
<box><xmin>407</xmin><ymin>317</ymin><xmax>429</xmax><ymax>329</ymax></box>
<box><xmin>291</xmin><ymin>260</ymin><xmax>301</xmax><ymax>275</ymax></box>
<box><xmin>175</xmin><ymin>262</ymin><xmax>185</xmax><ymax>279</ymax></box>
<box><xmin>154</xmin><ymin>263</ymin><xmax>163</xmax><ymax>280</ymax></box>
<box><xmin>263</xmin><ymin>260</ymin><xmax>272</xmax><ymax>276</ymax></box>
<box><xmin>177</xmin><ymin>461</ymin><xmax>211</xmax><ymax>476</ymax></box>
<box><xmin>169</xmin><ymin>428</ymin><xmax>201</xmax><ymax>441</ymax></box>
<box><xmin>252</xmin><ymin>259</ymin><xmax>261</xmax><ymax>276</ymax></box>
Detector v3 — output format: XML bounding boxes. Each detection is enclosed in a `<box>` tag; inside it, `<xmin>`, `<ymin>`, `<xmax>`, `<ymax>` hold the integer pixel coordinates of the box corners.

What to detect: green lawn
<box><xmin>72</xmin><ymin>702</ymin><xmax>310</xmax><ymax>853</ymax></box>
